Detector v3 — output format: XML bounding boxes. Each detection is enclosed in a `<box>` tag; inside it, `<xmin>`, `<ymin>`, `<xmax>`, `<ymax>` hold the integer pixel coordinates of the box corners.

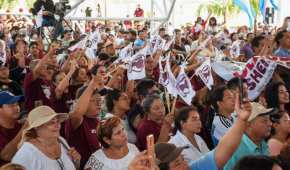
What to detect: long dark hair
<box><xmin>265</xmin><ymin>81</ymin><xmax>286</xmax><ymax>109</ymax></box>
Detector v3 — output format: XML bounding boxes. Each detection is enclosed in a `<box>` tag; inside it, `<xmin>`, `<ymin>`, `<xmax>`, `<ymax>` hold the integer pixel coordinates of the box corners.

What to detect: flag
<box><xmin>237</xmin><ymin>57</ymin><xmax>277</xmax><ymax>100</ymax></box>
<box><xmin>68</xmin><ymin>30</ymin><xmax>101</xmax><ymax>59</ymax></box>
<box><xmin>119</xmin><ymin>43</ymin><xmax>133</xmax><ymax>60</ymax></box>
<box><xmin>195</xmin><ymin>58</ymin><xmax>214</xmax><ymax>90</ymax></box>
<box><xmin>0</xmin><ymin>40</ymin><xmax>6</xmax><ymax>66</ymax></box>
<box><xmin>84</xmin><ymin>30</ymin><xmax>101</xmax><ymax>59</ymax></box>
<box><xmin>269</xmin><ymin>0</ymin><xmax>278</xmax><ymax>10</ymax></box>
<box><xmin>259</xmin><ymin>0</ymin><xmax>266</xmax><ymax>19</ymax></box>
<box><xmin>127</xmin><ymin>47</ymin><xmax>148</xmax><ymax>80</ymax></box>
<box><xmin>68</xmin><ymin>36</ymin><xmax>87</xmax><ymax>51</ymax></box>
<box><xmin>234</xmin><ymin>0</ymin><xmax>256</xmax><ymax>28</ymax></box>
<box><xmin>163</xmin><ymin>36</ymin><xmax>175</xmax><ymax>51</ymax></box>
<box><xmin>158</xmin><ymin>54</ymin><xmax>177</xmax><ymax>97</ymax></box>
<box><xmin>149</xmin><ymin>35</ymin><xmax>165</xmax><ymax>54</ymax></box>
<box><xmin>211</xmin><ymin>61</ymin><xmax>246</xmax><ymax>81</ymax></box>
<box><xmin>175</xmin><ymin>64</ymin><xmax>196</xmax><ymax>105</ymax></box>
<box><xmin>230</xmin><ymin>40</ymin><xmax>241</xmax><ymax>58</ymax></box>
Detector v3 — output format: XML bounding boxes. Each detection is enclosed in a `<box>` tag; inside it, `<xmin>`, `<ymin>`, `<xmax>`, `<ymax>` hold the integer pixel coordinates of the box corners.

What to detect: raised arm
<box><xmin>214</xmin><ymin>95</ymin><xmax>252</xmax><ymax>169</ymax></box>
<box><xmin>69</xmin><ymin>75</ymin><xmax>103</xmax><ymax>130</ymax></box>
<box><xmin>55</xmin><ymin>61</ymin><xmax>77</xmax><ymax>99</ymax></box>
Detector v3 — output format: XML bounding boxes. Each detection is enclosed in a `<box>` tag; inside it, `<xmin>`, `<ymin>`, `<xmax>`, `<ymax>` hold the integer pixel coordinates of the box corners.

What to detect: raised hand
<box><xmin>128</xmin><ymin>151</ymin><xmax>159</xmax><ymax>170</ymax></box>
<box><xmin>235</xmin><ymin>94</ymin><xmax>252</xmax><ymax>121</ymax></box>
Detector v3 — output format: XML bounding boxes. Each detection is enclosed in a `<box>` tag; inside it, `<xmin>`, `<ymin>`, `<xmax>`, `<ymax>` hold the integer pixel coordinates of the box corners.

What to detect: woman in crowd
<box><xmin>169</xmin><ymin>106</ymin><xmax>209</xmax><ymax>161</ymax></box>
<box><xmin>12</xmin><ymin>106</ymin><xmax>81</xmax><ymax>170</ymax></box>
<box><xmin>136</xmin><ymin>94</ymin><xmax>173</xmax><ymax>151</ymax></box>
<box><xmin>268</xmin><ymin>111</ymin><xmax>290</xmax><ymax>155</ymax></box>
<box><xmin>265</xmin><ymin>81</ymin><xmax>290</xmax><ymax>113</ymax></box>
<box><xmin>105</xmin><ymin>88</ymin><xmax>137</xmax><ymax>143</ymax></box>
<box><xmin>84</xmin><ymin>116</ymin><xmax>139</xmax><ymax>170</ymax></box>
<box><xmin>206</xmin><ymin>16</ymin><xmax>225</xmax><ymax>35</ymax></box>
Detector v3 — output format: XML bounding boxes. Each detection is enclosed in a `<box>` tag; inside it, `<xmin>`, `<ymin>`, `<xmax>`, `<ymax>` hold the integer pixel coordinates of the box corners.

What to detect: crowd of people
<box><xmin>0</xmin><ymin>2</ymin><xmax>290</xmax><ymax>170</ymax></box>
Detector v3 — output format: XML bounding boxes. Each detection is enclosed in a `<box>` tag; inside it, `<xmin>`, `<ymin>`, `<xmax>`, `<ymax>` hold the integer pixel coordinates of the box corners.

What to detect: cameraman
<box><xmin>30</xmin><ymin>0</ymin><xmax>56</xmax><ymax>27</ymax></box>
<box><xmin>31</xmin><ymin>0</ymin><xmax>66</xmax><ymax>39</ymax></box>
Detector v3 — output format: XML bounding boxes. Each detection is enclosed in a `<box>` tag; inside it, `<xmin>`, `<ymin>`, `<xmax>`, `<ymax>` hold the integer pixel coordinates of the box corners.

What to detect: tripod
<box><xmin>51</xmin><ymin>13</ymin><xmax>75</xmax><ymax>40</ymax></box>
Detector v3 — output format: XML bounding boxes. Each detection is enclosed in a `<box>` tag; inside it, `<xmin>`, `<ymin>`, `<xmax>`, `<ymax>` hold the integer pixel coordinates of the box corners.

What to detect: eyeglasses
<box><xmin>56</xmin><ymin>158</ymin><xmax>65</xmax><ymax>170</ymax></box>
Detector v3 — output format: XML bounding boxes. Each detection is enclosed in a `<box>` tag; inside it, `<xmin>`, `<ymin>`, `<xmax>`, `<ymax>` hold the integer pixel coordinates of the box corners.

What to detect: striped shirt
<box><xmin>211</xmin><ymin>113</ymin><xmax>235</xmax><ymax>146</ymax></box>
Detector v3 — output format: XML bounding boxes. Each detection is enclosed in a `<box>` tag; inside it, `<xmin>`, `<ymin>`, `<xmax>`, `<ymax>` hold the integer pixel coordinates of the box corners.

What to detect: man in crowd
<box><xmin>134</xmin><ymin>4</ymin><xmax>144</xmax><ymax>18</ymax></box>
<box><xmin>211</xmin><ymin>85</ymin><xmax>236</xmax><ymax>146</ymax></box>
<box><xmin>0</xmin><ymin>91</ymin><xmax>27</xmax><ymax>166</ymax></box>
<box><xmin>274</xmin><ymin>30</ymin><xmax>290</xmax><ymax>57</ymax></box>
<box><xmin>224</xmin><ymin>102</ymin><xmax>276</xmax><ymax>170</ymax></box>
<box><xmin>64</xmin><ymin>66</ymin><xmax>105</xmax><ymax>169</ymax></box>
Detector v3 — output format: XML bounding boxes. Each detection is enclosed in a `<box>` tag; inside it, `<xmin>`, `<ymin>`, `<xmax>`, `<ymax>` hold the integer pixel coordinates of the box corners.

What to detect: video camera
<box><xmin>55</xmin><ymin>0</ymin><xmax>71</xmax><ymax>17</ymax></box>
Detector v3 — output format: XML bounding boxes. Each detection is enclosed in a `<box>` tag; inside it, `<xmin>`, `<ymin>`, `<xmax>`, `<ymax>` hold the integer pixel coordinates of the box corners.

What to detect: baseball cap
<box><xmin>0</xmin><ymin>91</ymin><xmax>23</xmax><ymax>105</ymax></box>
<box><xmin>155</xmin><ymin>143</ymin><xmax>189</xmax><ymax>164</ymax></box>
<box><xmin>26</xmin><ymin>106</ymin><xmax>68</xmax><ymax>130</ymax></box>
<box><xmin>248</xmin><ymin>102</ymin><xmax>278</xmax><ymax>122</ymax></box>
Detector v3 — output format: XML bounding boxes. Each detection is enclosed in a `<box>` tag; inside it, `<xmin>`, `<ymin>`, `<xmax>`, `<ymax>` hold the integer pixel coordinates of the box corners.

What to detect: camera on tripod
<box><xmin>55</xmin><ymin>0</ymin><xmax>71</xmax><ymax>18</ymax></box>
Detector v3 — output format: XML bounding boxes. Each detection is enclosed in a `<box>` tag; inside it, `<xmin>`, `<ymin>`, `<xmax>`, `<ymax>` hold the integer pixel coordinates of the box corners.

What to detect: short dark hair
<box><xmin>210</xmin><ymin>85</ymin><xmax>228</xmax><ymax>112</ymax></box>
<box><xmin>129</xmin><ymin>29</ymin><xmax>137</xmax><ymax>37</ymax></box>
<box><xmin>246</xmin><ymin>33</ymin><xmax>254</xmax><ymax>39</ymax></box>
<box><xmin>174</xmin><ymin>29</ymin><xmax>181</xmax><ymax>34</ymax></box>
<box><xmin>136</xmin><ymin>79</ymin><xmax>156</xmax><ymax>97</ymax></box>
<box><xmin>105</xmin><ymin>89</ymin><xmax>122</xmax><ymax>112</ymax></box>
<box><xmin>29</xmin><ymin>41</ymin><xmax>38</xmax><ymax>48</ymax></box>
<box><xmin>233</xmin><ymin>155</ymin><xmax>281</xmax><ymax>170</ymax></box>
<box><xmin>142</xmin><ymin>94</ymin><xmax>161</xmax><ymax>114</ymax></box>
<box><xmin>227</xmin><ymin>77</ymin><xmax>246</xmax><ymax>91</ymax></box>
<box><xmin>174</xmin><ymin>106</ymin><xmax>198</xmax><ymax>132</ymax></box>
<box><xmin>76</xmin><ymin>85</ymin><xmax>99</xmax><ymax>99</ymax></box>
<box><xmin>97</xmin><ymin>116</ymin><xmax>122</xmax><ymax>148</ymax></box>
<box><xmin>159</xmin><ymin>27</ymin><xmax>165</xmax><ymax>32</ymax></box>
<box><xmin>275</xmin><ymin>30</ymin><xmax>288</xmax><ymax>46</ymax></box>
<box><xmin>251</xmin><ymin>35</ymin><xmax>265</xmax><ymax>49</ymax></box>
<box><xmin>90</xmin><ymin>64</ymin><xmax>102</xmax><ymax>75</ymax></box>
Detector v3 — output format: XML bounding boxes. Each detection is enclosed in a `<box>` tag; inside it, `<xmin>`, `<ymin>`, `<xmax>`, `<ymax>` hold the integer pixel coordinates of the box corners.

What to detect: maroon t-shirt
<box><xmin>64</xmin><ymin>116</ymin><xmax>100</xmax><ymax>169</ymax></box>
<box><xmin>136</xmin><ymin>119</ymin><xmax>161</xmax><ymax>151</ymax></box>
<box><xmin>0</xmin><ymin>122</ymin><xmax>22</xmax><ymax>166</ymax></box>
<box><xmin>24</xmin><ymin>72</ymin><xmax>55</xmax><ymax>112</ymax></box>
<box><xmin>53</xmin><ymin>84</ymin><xmax>83</xmax><ymax>114</ymax></box>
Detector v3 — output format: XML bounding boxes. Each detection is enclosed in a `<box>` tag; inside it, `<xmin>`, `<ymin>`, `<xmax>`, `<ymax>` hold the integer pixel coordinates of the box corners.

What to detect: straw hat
<box><xmin>248</xmin><ymin>102</ymin><xmax>278</xmax><ymax>122</ymax></box>
<box><xmin>26</xmin><ymin>106</ymin><xmax>68</xmax><ymax>130</ymax></box>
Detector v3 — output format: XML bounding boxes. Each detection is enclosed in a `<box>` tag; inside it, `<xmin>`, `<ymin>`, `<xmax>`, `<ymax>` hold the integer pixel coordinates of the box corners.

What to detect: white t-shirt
<box><xmin>169</xmin><ymin>130</ymin><xmax>209</xmax><ymax>161</ymax></box>
<box><xmin>12</xmin><ymin>139</ymin><xmax>75</xmax><ymax>170</ymax></box>
<box><xmin>84</xmin><ymin>143</ymin><xmax>139</xmax><ymax>170</ymax></box>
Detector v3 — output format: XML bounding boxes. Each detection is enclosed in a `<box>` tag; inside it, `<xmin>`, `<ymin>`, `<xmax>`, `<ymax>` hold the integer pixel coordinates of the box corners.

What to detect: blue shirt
<box><xmin>189</xmin><ymin>150</ymin><xmax>217</xmax><ymax>170</ymax></box>
<box><xmin>134</xmin><ymin>39</ymin><xmax>145</xmax><ymax>47</ymax></box>
<box><xmin>224</xmin><ymin>134</ymin><xmax>269</xmax><ymax>170</ymax></box>
<box><xmin>274</xmin><ymin>48</ymin><xmax>290</xmax><ymax>57</ymax></box>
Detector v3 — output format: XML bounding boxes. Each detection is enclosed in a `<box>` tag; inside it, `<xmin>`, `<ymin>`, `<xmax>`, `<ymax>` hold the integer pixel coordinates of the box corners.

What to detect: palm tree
<box><xmin>0</xmin><ymin>0</ymin><xmax>35</xmax><ymax>11</ymax></box>
<box><xmin>197</xmin><ymin>0</ymin><xmax>240</xmax><ymax>17</ymax></box>
<box><xmin>197</xmin><ymin>0</ymin><xmax>262</xmax><ymax>19</ymax></box>
<box><xmin>0</xmin><ymin>0</ymin><xmax>18</xmax><ymax>11</ymax></box>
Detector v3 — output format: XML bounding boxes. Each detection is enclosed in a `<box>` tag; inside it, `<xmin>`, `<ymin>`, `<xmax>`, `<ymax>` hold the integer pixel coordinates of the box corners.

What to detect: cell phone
<box><xmin>287</xmin><ymin>21</ymin><xmax>290</xmax><ymax>32</ymax></box>
<box><xmin>238</xmin><ymin>78</ymin><xmax>244</xmax><ymax>106</ymax></box>
<box><xmin>146</xmin><ymin>134</ymin><xmax>155</xmax><ymax>167</ymax></box>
